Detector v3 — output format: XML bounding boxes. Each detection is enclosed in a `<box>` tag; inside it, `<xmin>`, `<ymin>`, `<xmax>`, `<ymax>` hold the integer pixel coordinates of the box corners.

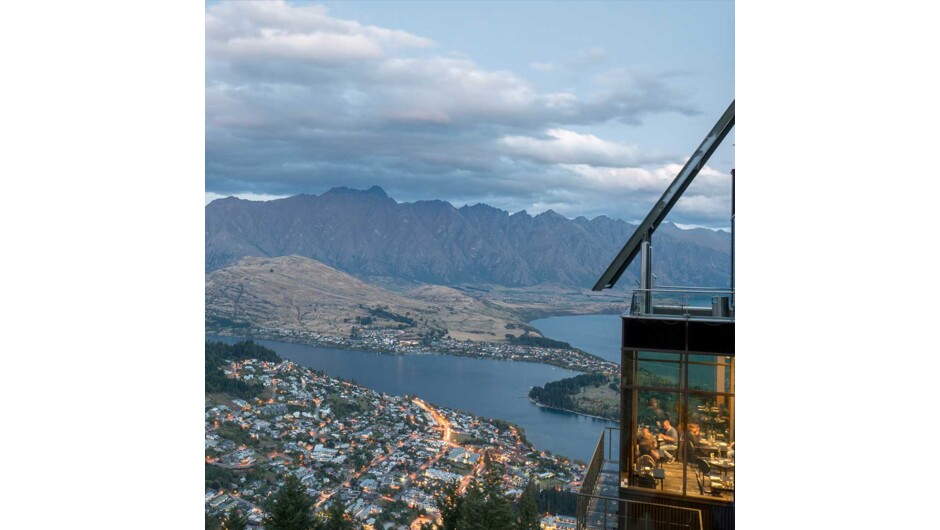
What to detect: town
<box><xmin>206</xmin><ymin>351</ymin><xmax>584</xmax><ymax>529</ymax></box>
<box><xmin>213</xmin><ymin>325</ymin><xmax>618</xmax><ymax>377</ymax></box>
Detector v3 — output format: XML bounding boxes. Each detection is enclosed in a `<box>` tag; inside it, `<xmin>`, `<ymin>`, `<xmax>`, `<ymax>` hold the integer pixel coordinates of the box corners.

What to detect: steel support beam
<box><xmin>593</xmin><ymin>100</ymin><xmax>735</xmax><ymax>291</ymax></box>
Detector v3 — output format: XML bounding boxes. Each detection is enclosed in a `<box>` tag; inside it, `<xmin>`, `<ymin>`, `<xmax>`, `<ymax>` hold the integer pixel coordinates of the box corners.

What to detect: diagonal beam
<box><xmin>592</xmin><ymin>100</ymin><xmax>735</xmax><ymax>291</ymax></box>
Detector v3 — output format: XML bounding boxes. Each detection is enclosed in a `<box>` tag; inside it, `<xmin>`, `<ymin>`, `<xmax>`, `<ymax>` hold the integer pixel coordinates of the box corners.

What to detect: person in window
<box><xmin>688</xmin><ymin>423</ymin><xmax>704</xmax><ymax>445</ymax></box>
<box><xmin>641</xmin><ymin>397</ymin><xmax>667</xmax><ymax>425</ymax></box>
<box><xmin>658</xmin><ymin>419</ymin><xmax>679</xmax><ymax>464</ymax></box>
<box><xmin>685</xmin><ymin>422</ymin><xmax>706</xmax><ymax>459</ymax></box>
<box><xmin>638</xmin><ymin>427</ymin><xmax>660</xmax><ymax>461</ymax></box>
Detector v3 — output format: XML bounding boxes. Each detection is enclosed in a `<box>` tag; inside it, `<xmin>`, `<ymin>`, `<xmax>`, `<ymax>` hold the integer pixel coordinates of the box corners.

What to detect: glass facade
<box><xmin>622</xmin><ymin>350</ymin><xmax>734</xmax><ymax>502</ymax></box>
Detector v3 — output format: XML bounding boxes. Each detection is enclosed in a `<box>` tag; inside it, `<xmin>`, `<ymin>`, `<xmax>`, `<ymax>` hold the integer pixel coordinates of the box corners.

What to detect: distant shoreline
<box><xmin>204</xmin><ymin>329</ymin><xmax>612</xmax><ymax>374</ymax></box>
<box><xmin>527</xmin><ymin>397</ymin><xmax>619</xmax><ymax>423</ymax></box>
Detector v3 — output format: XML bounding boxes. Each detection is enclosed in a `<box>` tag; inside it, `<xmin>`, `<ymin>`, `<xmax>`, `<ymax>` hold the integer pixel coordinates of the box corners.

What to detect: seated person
<box><xmin>686</xmin><ymin>423</ymin><xmax>707</xmax><ymax>458</ymax></box>
<box><xmin>688</xmin><ymin>423</ymin><xmax>703</xmax><ymax>444</ymax></box>
<box><xmin>638</xmin><ymin>426</ymin><xmax>660</xmax><ymax>461</ymax></box>
<box><xmin>658</xmin><ymin>419</ymin><xmax>679</xmax><ymax>463</ymax></box>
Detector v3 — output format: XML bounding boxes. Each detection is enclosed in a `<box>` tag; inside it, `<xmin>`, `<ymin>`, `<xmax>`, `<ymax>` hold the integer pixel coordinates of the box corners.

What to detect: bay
<box><xmin>530</xmin><ymin>314</ymin><xmax>623</xmax><ymax>362</ymax></box>
<box><xmin>206</xmin><ymin>333</ymin><xmax>618</xmax><ymax>462</ymax></box>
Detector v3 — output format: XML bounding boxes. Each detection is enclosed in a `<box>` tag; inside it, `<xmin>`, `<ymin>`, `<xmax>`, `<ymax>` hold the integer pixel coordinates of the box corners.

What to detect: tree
<box><xmin>479</xmin><ymin>455</ymin><xmax>515</xmax><ymax>530</ymax></box>
<box><xmin>263</xmin><ymin>475</ymin><xmax>320</xmax><ymax>530</ymax></box>
<box><xmin>223</xmin><ymin>509</ymin><xmax>248</xmax><ymax>530</ymax></box>
<box><xmin>459</xmin><ymin>480</ymin><xmax>488</xmax><ymax>530</ymax></box>
<box><xmin>436</xmin><ymin>481</ymin><xmax>464</xmax><ymax>530</ymax></box>
<box><xmin>324</xmin><ymin>498</ymin><xmax>354</xmax><ymax>530</ymax></box>
<box><xmin>206</xmin><ymin>512</ymin><xmax>222</xmax><ymax>530</ymax></box>
<box><xmin>516</xmin><ymin>481</ymin><xmax>540</xmax><ymax>530</ymax></box>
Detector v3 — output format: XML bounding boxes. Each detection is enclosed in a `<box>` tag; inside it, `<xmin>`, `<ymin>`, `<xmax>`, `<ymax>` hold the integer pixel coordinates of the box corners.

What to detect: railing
<box><xmin>578</xmin><ymin>428</ymin><xmax>704</xmax><ymax>530</ymax></box>
<box><xmin>630</xmin><ymin>288</ymin><xmax>734</xmax><ymax>321</ymax></box>
<box><xmin>578</xmin><ymin>428</ymin><xmax>620</xmax><ymax>530</ymax></box>
<box><xmin>578</xmin><ymin>494</ymin><xmax>704</xmax><ymax>530</ymax></box>
<box><xmin>577</xmin><ymin>430</ymin><xmax>607</xmax><ymax>528</ymax></box>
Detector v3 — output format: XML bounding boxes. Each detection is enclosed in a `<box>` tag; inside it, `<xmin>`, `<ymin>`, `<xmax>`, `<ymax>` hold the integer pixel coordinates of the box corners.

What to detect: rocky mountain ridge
<box><xmin>206</xmin><ymin>186</ymin><xmax>731</xmax><ymax>289</ymax></box>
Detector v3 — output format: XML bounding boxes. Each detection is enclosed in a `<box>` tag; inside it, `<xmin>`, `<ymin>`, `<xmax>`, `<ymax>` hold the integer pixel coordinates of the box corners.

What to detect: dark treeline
<box><xmin>260</xmin><ymin>474</ymin><xmax>354</xmax><ymax>530</ymax></box>
<box><xmin>424</xmin><ymin>454</ymin><xmax>540</xmax><ymax>530</ymax></box>
<box><xmin>528</xmin><ymin>373</ymin><xmax>607</xmax><ymax>410</ymax></box>
<box><xmin>205</xmin><ymin>340</ymin><xmax>281</xmax><ymax>398</ymax></box>
<box><xmin>367</xmin><ymin>306</ymin><xmax>417</xmax><ymax>327</ymax></box>
<box><xmin>205</xmin><ymin>463</ymin><xmax>265</xmax><ymax>491</ymax></box>
<box><xmin>506</xmin><ymin>334</ymin><xmax>573</xmax><ymax>350</ymax></box>
<box><xmin>536</xmin><ymin>487</ymin><xmax>578</xmax><ymax>517</ymax></box>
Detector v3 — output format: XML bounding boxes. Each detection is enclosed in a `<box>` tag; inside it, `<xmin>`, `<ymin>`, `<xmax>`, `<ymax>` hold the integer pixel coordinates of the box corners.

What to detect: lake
<box><xmin>209</xmin><ymin>315</ymin><xmax>621</xmax><ymax>462</ymax></box>
<box><xmin>530</xmin><ymin>314</ymin><xmax>623</xmax><ymax>363</ymax></box>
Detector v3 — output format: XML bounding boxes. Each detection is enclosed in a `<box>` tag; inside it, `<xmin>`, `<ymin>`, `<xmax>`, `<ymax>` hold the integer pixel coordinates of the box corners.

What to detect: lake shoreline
<box><xmin>527</xmin><ymin>397</ymin><xmax>620</xmax><ymax>423</ymax></box>
<box><xmin>207</xmin><ymin>327</ymin><xmax>615</xmax><ymax>374</ymax></box>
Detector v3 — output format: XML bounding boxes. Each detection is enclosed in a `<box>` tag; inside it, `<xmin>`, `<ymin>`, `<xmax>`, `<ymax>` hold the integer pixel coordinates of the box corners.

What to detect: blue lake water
<box><xmin>530</xmin><ymin>314</ymin><xmax>622</xmax><ymax>362</ymax></box>
<box><xmin>207</xmin><ymin>320</ymin><xmax>621</xmax><ymax>462</ymax></box>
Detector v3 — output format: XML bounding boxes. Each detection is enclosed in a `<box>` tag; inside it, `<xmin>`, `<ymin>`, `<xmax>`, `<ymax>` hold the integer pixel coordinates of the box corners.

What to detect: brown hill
<box><xmin>205</xmin><ymin>255</ymin><xmax>533</xmax><ymax>342</ymax></box>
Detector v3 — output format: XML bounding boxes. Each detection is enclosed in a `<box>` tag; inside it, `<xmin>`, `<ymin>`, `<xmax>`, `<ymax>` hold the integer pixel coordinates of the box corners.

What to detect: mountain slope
<box><xmin>206</xmin><ymin>187</ymin><xmax>731</xmax><ymax>288</ymax></box>
<box><xmin>205</xmin><ymin>255</ymin><xmax>537</xmax><ymax>342</ymax></box>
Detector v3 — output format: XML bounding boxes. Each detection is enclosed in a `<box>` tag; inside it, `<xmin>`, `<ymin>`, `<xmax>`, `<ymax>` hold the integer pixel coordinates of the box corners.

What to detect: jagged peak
<box><xmin>536</xmin><ymin>209</ymin><xmax>567</xmax><ymax>220</ymax></box>
<box><xmin>322</xmin><ymin>185</ymin><xmax>389</xmax><ymax>199</ymax></box>
<box><xmin>459</xmin><ymin>203</ymin><xmax>510</xmax><ymax>216</ymax></box>
<box><xmin>207</xmin><ymin>196</ymin><xmax>243</xmax><ymax>205</ymax></box>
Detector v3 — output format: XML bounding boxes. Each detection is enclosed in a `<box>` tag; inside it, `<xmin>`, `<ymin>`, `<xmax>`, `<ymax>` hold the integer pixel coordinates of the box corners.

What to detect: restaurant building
<box><xmin>577</xmin><ymin>102</ymin><xmax>735</xmax><ymax>530</ymax></box>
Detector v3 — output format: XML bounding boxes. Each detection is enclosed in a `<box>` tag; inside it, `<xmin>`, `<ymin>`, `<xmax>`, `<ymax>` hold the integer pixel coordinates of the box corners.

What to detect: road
<box><xmin>315</xmin><ymin>397</ymin><xmax>485</xmax><ymax>527</ymax></box>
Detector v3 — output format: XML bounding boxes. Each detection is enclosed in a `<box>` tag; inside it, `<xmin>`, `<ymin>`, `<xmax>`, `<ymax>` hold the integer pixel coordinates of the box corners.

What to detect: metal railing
<box><xmin>578</xmin><ymin>494</ymin><xmax>704</xmax><ymax>530</ymax></box>
<box><xmin>630</xmin><ymin>288</ymin><xmax>734</xmax><ymax>321</ymax></box>
<box><xmin>578</xmin><ymin>428</ymin><xmax>620</xmax><ymax>530</ymax></box>
<box><xmin>577</xmin><ymin>429</ymin><xmax>607</xmax><ymax>528</ymax></box>
<box><xmin>577</xmin><ymin>428</ymin><xmax>704</xmax><ymax>530</ymax></box>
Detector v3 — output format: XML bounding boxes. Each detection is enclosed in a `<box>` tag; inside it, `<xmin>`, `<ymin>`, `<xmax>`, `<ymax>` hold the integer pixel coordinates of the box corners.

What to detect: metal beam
<box><xmin>592</xmin><ymin>100</ymin><xmax>735</xmax><ymax>291</ymax></box>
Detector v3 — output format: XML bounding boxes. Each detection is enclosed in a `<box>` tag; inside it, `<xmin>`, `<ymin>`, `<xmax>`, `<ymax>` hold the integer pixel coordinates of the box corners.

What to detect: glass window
<box><xmin>625</xmin><ymin>351</ymin><xmax>734</xmax><ymax>502</ymax></box>
<box><xmin>630</xmin><ymin>390</ymin><xmax>680</xmax><ymax>489</ymax></box>
<box><xmin>637</xmin><ymin>389</ymin><xmax>679</xmax><ymax>428</ymax></box>
<box><xmin>688</xmin><ymin>354</ymin><xmax>732</xmax><ymax>364</ymax></box>
<box><xmin>687</xmin><ymin>362</ymin><xmax>733</xmax><ymax>392</ymax></box>
<box><xmin>639</xmin><ymin>351</ymin><xmax>682</xmax><ymax>362</ymax></box>
<box><xmin>684</xmin><ymin>395</ymin><xmax>734</xmax><ymax>501</ymax></box>
<box><xmin>638</xmin><ymin>360</ymin><xmax>681</xmax><ymax>388</ymax></box>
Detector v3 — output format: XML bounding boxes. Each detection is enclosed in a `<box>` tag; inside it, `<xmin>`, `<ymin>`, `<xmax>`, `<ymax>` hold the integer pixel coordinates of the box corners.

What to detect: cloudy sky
<box><xmin>206</xmin><ymin>0</ymin><xmax>734</xmax><ymax>228</ymax></box>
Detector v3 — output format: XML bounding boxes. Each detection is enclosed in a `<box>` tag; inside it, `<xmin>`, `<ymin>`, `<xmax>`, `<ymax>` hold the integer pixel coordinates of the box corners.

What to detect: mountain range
<box><xmin>206</xmin><ymin>186</ymin><xmax>731</xmax><ymax>289</ymax></box>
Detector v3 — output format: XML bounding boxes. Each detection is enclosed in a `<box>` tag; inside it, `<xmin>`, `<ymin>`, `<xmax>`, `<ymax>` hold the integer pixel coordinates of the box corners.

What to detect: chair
<box><xmin>692</xmin><ymin>458</ymin><xmax>709</xmax><ymax>495</ymax></box>
<box><xmin>682</xmin><ymin>438</ymin><xmax>697</xmax><ymax>464</ymax></box>
<box><xmin>635</xmin><ymin>455</ymin><xmax>657</xmax><ymax>489</ymax></box>
<box><xmin>692</xmin><ymin>458</ymin><xmax>724</xmax><ymax>497</ymax></box>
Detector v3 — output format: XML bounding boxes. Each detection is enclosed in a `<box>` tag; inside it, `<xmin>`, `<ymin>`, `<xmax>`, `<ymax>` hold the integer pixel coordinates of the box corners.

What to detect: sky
<box><xmin>206</xmin><ymin>0</ymin><xmax>734</xmax><ymax>228</ymax></box>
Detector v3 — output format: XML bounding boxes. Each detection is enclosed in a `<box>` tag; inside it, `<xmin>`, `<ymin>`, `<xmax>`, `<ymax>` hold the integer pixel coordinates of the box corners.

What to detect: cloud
<box><xmin>500</xmin><ymin>129</ymin><xmax>645</xmax><ymax>166</ymax></box>
<box><xmin>205</xmin><ymin>2</ymin><xmax>728</xmax><ymax>227</ymax></box>
<box><xmin>220</xmin><ymin>32</ymin><xmax>385</xmax><ymax>62</ymax></box>
<box><xmin>206</xmin><ymin>0</ymin><xmax>433</xmax><ymax>63</ymax></box>
<box><xmin>562</xmin><ymin>163</ymin><xmax>728</xmax><ymax>194</ymax></box>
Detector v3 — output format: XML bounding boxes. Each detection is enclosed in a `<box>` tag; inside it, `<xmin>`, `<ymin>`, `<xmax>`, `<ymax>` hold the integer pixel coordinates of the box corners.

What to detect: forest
<box><xmin>205</xmin><ymin>340</ymin><xmax>281</xmax><ymax>398</ymax></box>
<box><xmin>527</xmin><ymin>373</ymin><xmax>608</xmax><ymax>410</ymax></box>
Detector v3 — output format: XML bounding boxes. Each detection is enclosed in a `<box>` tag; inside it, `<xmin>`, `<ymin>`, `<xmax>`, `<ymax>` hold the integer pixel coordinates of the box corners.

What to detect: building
<box><xmin>542</xmin><ymin>514</ymin><xmax>578</xmax><ymax>530</ymax></box>
<box><xmin>578</xmin><ymin>101</ymin><xmax>735</xmax><ymax>530</ymax></box>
